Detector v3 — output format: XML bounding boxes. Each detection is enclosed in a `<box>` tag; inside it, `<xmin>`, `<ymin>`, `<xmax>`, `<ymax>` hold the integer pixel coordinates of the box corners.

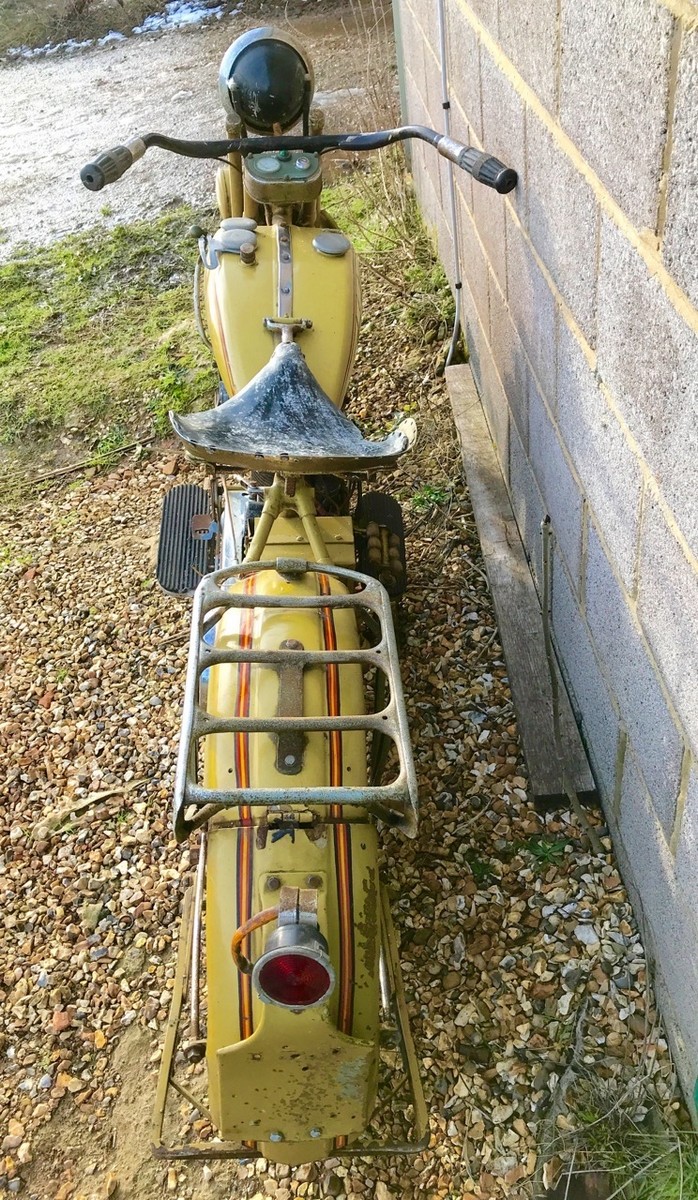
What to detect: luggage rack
<box><xmin>173</xmin><ymin>558</ymin><xmax>418</xmax><ymax>841</ymax></box>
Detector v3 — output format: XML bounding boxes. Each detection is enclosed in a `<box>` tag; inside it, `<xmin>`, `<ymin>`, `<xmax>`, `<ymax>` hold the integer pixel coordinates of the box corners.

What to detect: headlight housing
<box><xmin>218</xmin><ymin>26</ymin><xmax>314</xmax><ymax>133</ymax></box>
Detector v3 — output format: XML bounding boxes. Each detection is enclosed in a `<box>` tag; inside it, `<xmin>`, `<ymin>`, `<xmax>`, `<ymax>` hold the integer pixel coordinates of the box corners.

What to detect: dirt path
<box><xmin>0</xmin><ymin>2</ymin><xmax>382</xmax><ymax>260</ymax></box>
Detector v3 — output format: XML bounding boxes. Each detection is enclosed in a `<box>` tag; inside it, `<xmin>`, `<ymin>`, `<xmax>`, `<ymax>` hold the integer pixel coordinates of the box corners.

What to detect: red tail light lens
<box><xmin>257</xmin><ymin>951</ymin><xmax>333</xmax><ymax>1008</ymax></box>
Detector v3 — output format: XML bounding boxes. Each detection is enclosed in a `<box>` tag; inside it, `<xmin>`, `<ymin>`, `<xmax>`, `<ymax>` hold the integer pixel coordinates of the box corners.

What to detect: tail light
<box><xmin>252</xmin><ymin>922</ymin><xmax>335</xmax><ymax>1010</ymax></box>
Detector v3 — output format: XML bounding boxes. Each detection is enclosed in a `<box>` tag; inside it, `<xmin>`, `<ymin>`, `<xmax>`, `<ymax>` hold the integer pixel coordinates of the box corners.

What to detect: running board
<box><xmin>156</xmin><ymin>484</ymin><xmax>216</xmax><ymax>597</ymax></box>
<box><xmin>172</xmin><ymin>559</ymin><xmax>419</xmax><ymax>841</ymax></box>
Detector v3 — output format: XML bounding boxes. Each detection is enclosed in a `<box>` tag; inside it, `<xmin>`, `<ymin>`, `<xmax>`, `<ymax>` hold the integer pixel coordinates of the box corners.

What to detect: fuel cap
<box><xmin>221</xmin><ymin>217</ymin><xmax>258</xmax><ymax>231</ymax></box>
<box><xmin>312</xmin><ymin>231</ymin><xmax>351</xmax><ymax>257</ymax></box>
<box><xmin>214</xmin><ymin>227</ymin><xmax>258</xmax><ymax>253</ymax></box>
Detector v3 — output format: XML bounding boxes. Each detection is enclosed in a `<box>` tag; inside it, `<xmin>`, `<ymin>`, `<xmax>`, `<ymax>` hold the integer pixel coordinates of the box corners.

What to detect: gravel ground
<box><xmin>0</xmin><ymin>7</ymin><xmax>686</xmax><ymax>1199</ymax></box>
<box><xmin>0</xmin><ymin>256</ymin><xmax>682</xmax><ymax>1199</ymax></box>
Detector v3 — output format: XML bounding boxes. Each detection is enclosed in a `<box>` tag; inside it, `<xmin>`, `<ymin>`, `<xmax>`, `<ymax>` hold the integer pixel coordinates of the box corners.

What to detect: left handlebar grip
<box><xmin>80</xmin><ymin>139</ymin><xmax>146</xmax><ymax>191</ymax></box>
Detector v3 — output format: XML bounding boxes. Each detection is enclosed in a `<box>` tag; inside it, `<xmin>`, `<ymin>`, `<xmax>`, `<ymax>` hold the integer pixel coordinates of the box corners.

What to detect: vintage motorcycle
<box><xmin>81</xmin><ymin>26</ymin><xmax>516</xmax><ymax>1166</ymax></box>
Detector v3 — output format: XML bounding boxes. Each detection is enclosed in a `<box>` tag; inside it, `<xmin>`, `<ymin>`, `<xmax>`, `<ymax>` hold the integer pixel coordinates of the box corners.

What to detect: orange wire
<box><xmin>230</xmin><ymin>906</ymin><xmax>278</xmax><ymax>974</ymax></box>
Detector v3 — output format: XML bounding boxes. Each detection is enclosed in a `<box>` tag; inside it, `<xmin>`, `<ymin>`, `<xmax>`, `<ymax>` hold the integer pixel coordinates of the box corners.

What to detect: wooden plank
<box><xmin>445</xmin><ymin>364</ymin><xmax>597</xmax><ymax>804</ymax></box>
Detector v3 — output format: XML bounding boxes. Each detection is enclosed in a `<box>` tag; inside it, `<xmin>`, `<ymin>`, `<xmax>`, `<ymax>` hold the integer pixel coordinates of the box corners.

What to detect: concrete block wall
<box><xmin>394</xmin><ymin>0</ymin><xmax>698</xmax><ymax>1110</ymax></box>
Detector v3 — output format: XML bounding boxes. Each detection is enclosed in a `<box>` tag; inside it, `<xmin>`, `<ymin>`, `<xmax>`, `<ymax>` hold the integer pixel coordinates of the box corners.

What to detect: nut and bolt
<box><xmin>269</xmin><ymin>1131</ymin><xmax>284</xmax><ymax>1143</ymax></box>
<box><xmin>306</xmin><ymin>874</ymin><xmax>323</xmax><ymax>889</ymax></box>
<box><xmin>266</xmin><ymin>876</ymin><xmax>282</xmax><ymax>892</ymax></box>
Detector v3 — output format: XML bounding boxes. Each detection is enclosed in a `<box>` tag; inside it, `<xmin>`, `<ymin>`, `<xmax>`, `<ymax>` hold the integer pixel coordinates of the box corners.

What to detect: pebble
<box><xmin>575</xmin><ymin>923</ymin><xmax>601</xmax><ymax>947</ymax></box>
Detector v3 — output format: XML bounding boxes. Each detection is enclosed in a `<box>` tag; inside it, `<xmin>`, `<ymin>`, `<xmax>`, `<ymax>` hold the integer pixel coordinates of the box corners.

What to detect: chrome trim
<box><xmin>193</xmin><ymin>259</ymin><xmax>210</xmax><ymax>346</ymax></box>
<box><xmin>276</xmin><ymin>224</ymin><xmax>293</xmax><ymax>319</ymax></box>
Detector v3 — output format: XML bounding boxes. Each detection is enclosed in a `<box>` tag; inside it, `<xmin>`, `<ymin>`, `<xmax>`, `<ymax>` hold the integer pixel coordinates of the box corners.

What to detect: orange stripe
<box><xmin>318</xmin><ymin>576</ymin><xmax>343</xmax><ymax>799</ymax></box>
<box><xmin>234</xmin><ymin>575</ymin><xmax>256</xmax><ymax>1045</ymax></box>
<box><xmin>318</xmin><ymin>575</ymin><xmax>354</xmax><ymax>1034</ymax></box>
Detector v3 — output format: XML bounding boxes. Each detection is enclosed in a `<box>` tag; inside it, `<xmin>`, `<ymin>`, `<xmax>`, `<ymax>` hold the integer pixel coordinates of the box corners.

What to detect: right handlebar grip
<box><xmin>460</xmin><ymin>148</ymin><xmax>518</xmax><ymax>194</ymax></box>
<box><xmin>80</xmin><ymin>144</ymin><xmax>136</xmax><ymax>191</ymax></box>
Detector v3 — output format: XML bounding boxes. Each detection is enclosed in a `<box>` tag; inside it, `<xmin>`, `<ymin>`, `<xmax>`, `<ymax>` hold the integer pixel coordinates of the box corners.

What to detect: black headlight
<box><xmin>219</xmin><ymin>26</ymin><xmax>314</xmax><ymax>133</ymax></box>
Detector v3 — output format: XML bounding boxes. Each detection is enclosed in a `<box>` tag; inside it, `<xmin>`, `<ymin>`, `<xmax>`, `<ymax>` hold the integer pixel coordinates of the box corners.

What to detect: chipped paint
<box><xmin>336</xmin><ymin>1055</ymin><xmax>368</xmax><ymax>1100</ymax></box>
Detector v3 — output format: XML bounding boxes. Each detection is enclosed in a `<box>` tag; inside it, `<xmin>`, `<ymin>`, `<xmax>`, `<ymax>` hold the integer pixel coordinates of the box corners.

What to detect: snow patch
<box><xmin>132</xmin><ymin>1</ymin><xmax>230</xmax><ymax>35</ymax></box>
<box><xmin>5</xmin><ymin>1</ymin><xmax>241</xmax><ymax>61</ymax></box>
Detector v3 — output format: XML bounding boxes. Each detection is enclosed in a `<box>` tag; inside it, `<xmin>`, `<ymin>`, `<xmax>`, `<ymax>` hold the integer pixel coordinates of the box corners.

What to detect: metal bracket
<box><xmin>274</xmin><ymin>639</ymin><xmax>306</xmax><ymax>775</ymax></box>
<box><xmin>277</xmin><ymin>885</ymin><xmax>318</xmax><ymax>926</ymax></box>
<box><xmin>263</xmin><ymin>317</ymin><xmax>313</xmax><ymax>344</ymax></box>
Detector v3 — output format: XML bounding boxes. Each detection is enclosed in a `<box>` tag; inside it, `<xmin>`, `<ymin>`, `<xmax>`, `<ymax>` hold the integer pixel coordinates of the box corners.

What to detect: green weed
<box><xmin>0</xmin><ymin>541</ymin><xmax>32</xmax><ymax>571</ymax></box>
<box><xmin>519</xmin><ymin>835</ymin><xmax>569</xmax><ymax>866</ymax></box>
<box><xmin>412</xmin><ymin>483</ymin><xmax>450</xmax><ymax>511</ymax></box>
<box><xmin>92</xmin><ymin>423</ymin><xmax>127</xmax><ymax>465</ymax></box>
<box><xmin>549</xmin><ymin>1073</ymin><xmax>698</xmax><ymax>1200</ymax></box>
<box><xmin>464</xmin><ymin>852</ymin><xmax>495</xmax><ymax>885</ymax></box>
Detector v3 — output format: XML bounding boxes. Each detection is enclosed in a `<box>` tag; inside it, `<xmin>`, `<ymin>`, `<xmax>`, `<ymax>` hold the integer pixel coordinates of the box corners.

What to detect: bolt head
<box><xmin>266</xmin><ymin>876</ymin><xmax>281</xmax><ymax>891</ymax></box>
<box><xmin>269</xmin><ymin>1130</ymin><xmax>284</xmax><ymax>1142</ymax></box>
<box><xmin>310</xmin><ymin>1127</ymin><xmax>323</xmax><ymax>1138</ymax></box>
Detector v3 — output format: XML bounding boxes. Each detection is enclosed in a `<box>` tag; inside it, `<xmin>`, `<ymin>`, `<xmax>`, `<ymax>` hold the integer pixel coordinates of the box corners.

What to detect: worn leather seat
<box><xmin>170</xmin><ymin>342</ymin><xmax>414</xmax><ymax>473</ymax></box>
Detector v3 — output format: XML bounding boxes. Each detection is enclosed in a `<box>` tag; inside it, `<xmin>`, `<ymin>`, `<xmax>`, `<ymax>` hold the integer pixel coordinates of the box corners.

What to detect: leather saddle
<box><xmin>170</xmin><ymin>342</ymin><xmax>415</xmax><ymax>473</ymax></box>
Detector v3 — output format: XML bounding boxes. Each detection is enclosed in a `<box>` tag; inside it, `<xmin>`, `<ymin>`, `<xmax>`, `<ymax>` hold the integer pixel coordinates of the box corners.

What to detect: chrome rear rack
<box><xmin>173</xmin><ymin>559</ymin><xmax>418</xmax><ymax>840</ymax></box>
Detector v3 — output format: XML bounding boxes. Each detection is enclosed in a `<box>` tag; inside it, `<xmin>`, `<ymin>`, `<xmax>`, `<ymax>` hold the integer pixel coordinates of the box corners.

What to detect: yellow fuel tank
<box><xmin>204</xmin><ymin>225</ymin><xmax>361</xmax><ymax>406</ymax></box>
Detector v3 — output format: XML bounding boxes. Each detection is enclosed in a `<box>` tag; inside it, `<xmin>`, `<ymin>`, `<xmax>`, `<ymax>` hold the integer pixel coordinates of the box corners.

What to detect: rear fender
<box><xmin>204</xmin><ymin>567</ymin><xmax>380</xmax><ymax>1156</ymax></box>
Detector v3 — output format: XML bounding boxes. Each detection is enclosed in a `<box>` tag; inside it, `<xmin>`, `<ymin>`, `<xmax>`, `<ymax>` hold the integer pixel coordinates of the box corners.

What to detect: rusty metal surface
<box><xmin>215</xmin><ymin>1005</ymin><xmax>376</xmax><ymax>1143</ymax></box>
<box><xmin>170</xmin><ymin>343</ymin><xmax>411</xmax><ymax>473</ymax></box>
<box><xmin>151</xmin><ymin>886</ymin><xmax>194</xmax><ymax>1151</ymax></box>
<box><xmin>274</xmin><ymin>638</ymin><xmax>306</xmax><ymax>775</ymax></box>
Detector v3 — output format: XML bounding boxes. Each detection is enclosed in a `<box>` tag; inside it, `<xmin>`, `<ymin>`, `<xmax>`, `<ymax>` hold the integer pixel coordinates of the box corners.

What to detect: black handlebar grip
<box><xmin>460</xmin><ymin>147</ymin><xmax>518</xmax><ymax>194</ymax></box>
<box><xmin>80</xmin><ymin>145</ymin><xmax>135</xmax><ymax>191</ymax></box>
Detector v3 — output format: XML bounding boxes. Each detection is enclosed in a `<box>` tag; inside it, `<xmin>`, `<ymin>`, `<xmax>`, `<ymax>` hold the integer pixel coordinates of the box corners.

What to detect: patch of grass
<box><xmin>635</xmin><ymin>1136</ymin><xmax>698</xmax><ymax>1200</ymax></box>
<box><xmin>322</xmin><ymin>170</ymin><xmax>403</xmax><ymax>257</ymax></box>
<box><xmin>0</xmin><ymin>206</ymin><xmax>216</xmax><ymax>446</ymax></box>
<box><xmin>92</xmin><ymin>422</ymin><xmax>127</xmax><ymax>465</ymax></box>
<box><xmin>574</xmin><ymin>1116</ymin><xmax>698</xmax><ymax>1199</ymax></box>
<box><xmin>549</xmin><ymin>1074</ymin><xmax>698</xmax><ymax>1200</ymax></box>
<box><xmin>0</xmin><ymin>541</ymin><xmax>32</xmax><ymax>571</ymax></box>
<box><xmin>323</xmin><ymin>156</ymin><xmax>455</xmax><ymax>342</ymax></box>
<box><xmin>412</xmin><ymin>482</ymin><xmax>450</xmax><ymax>511</ymax></box>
